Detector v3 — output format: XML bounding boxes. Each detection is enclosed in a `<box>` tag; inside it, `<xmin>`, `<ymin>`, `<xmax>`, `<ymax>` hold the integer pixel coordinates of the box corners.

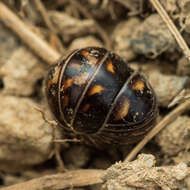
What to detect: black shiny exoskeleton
<box><xmin>45</xmin><ymin>47</ymin><xmax>157</xmax><ymax>147</ymax></box>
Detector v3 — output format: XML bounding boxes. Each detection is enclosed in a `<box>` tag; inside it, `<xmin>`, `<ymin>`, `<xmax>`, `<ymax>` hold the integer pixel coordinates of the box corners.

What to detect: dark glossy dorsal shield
<box><xmin>45</xmin><ymin>47</ymin><xmax>157</xmax><ymax>146</ymax></box>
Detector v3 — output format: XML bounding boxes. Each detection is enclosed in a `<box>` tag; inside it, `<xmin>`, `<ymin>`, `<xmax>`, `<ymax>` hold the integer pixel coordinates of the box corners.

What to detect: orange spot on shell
<box><xmin>115</xmin><ymin>98</ymin><xmax>130</xmax><ymax>120</ymax></box>
<box><xmin>88</xmin><ymin>85</ymin><xmax>105</xmax><ymax>96</ymax></box>
<box><xmin>64</xmin><ymin>78</ymin><xmax>73</xmax><ymax>90</ymax></box>
<box><xmin>81</xmin><ymin>50</ymin><xmax>89</xmax><ymax>57</ymax></box>
<box><xmin>81</xmin><ymin>50</ymin><xmax>98</xmax><ymax>66</ymax></box>
<box><xmin>132</xmin><ymin>79</ymin><xmax>145</xmax><ymax>91</ymax></box>
<box><xmin>81</xmin><ymin>50</ymin><xmax>100</xmax><ymax>66</ymax></box>
<box><xmin>106</xmin><ymin>61</ymin><xmax>115</xmax><ymax>73</ymax></box>
<box><xmin>47</xmin><ymin>80</ymin><xmax>52</xmax><ymax>89</ymax></box>
<box><xmin>81</xmin><ymin>104</ymin><xmax>90</xmax><ymax>112</ymax></box>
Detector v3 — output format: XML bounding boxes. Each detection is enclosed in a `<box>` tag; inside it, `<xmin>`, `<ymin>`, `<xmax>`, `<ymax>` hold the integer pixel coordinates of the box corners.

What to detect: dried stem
<box><xmin>149</xmin><ymin>0</ymin><xmax>190</xmax><ymax>61</ymax></box>
<box><xmin>0</xmin><ymin>2</ymin><xmax>60</xmax><ymax>64</ymax></box>
<box><xmin>53</xmin><ymin>138</ymin><xmax>81</xmax><ymax>143</ymax></box>
<box><xmin>0</xmin><ymin>169</ymin><xmax>104</xmax><ymax>190</ymax></box>
<box><xmin>125</xmin><ymin>100</ymin><xmax>190</xmax><ymax>162</ymax></box>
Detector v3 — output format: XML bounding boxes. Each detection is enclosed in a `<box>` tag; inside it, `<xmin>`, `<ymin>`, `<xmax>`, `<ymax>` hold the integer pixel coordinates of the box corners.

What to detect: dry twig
<box><xmin>0</xmin><ymin>169</ymin><xmax>104</xmax><ymax>190</ymax></box>
<box><xmin>149</xmin><ymin>0</ymin><xmax>190</xmax><ymax>61</ymax></box>
<box><xmin>1</xmin><ymin>159</ymin><xmax>190</xmax><ymax>190</ymax></box>
<box><xmin>0</xmin><ymin>2</ymin><xmax>60</xmax><ymax>64</ymax></box>
<box><xmin>168</xmin><ymin>89</ymin><xmax>190</xmax><ymax>107</ymax></box>
<box><xmin>125</xmin><ymin>99</ymin><xmax>190</xmax><ymax>162</ymax></box>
